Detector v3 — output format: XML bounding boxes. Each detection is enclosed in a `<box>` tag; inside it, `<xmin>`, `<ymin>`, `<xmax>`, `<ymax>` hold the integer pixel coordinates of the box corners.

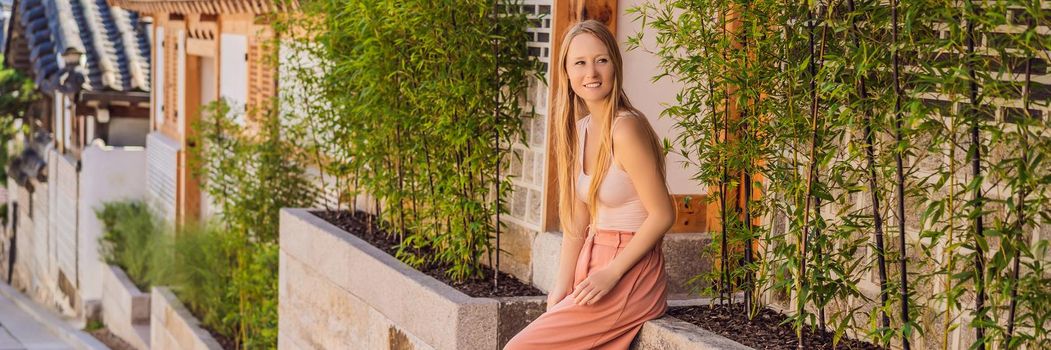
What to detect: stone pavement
<box><xmin>0</xmin><ymin>287</ymin><xmax>78</xmax><ymax>350</ymax></box>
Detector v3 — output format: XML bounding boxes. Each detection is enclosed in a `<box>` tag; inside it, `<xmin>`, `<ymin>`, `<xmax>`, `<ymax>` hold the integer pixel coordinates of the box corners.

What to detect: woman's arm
<box><xmin>549</xmin><ymin>194</ymin><xmax>590</xmax><ymax>308</ymax></box>
<box><xmin>571</xmin><ymin>116</ymin><xmax>675</xmax><ymax>305</ymax></box>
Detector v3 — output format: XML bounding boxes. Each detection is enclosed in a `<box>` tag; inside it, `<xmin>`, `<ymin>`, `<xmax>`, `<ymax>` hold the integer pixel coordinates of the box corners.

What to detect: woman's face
<box><xmin>565</xmin><ymin>33</ymin><xmax>615</xmax><ymax>107</ymax></box>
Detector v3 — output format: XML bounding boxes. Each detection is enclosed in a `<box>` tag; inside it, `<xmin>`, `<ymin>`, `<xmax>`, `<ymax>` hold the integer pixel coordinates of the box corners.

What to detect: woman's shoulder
<box><xmin>611</xmin><ymin>111</ymin><xmax>655</xmax><ymax>161</ymax></box>
<box><xmin>612</xmin><ymin>110</ymin><xmax>648</xmax><ymax>137</ymax></box>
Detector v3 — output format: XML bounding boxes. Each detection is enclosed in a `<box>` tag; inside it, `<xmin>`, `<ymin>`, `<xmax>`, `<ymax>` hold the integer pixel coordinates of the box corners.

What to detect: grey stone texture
<box><xmin>631</xmin><ymin>317</ymin><xmax>754</xmax><ymax>350</ymax></box>
<box><xmin>101</xmin><ymin>265</ymin><xmax>150</xmax><ymax>349</ymax></box>
<box><xmin>279</xmin><ymin>208</ymin><xmax>548</xmax><ymax>350</ymax></box>
<box><xmin>149</xmin><ymin>287</ymin><xmax>222</xmax><ymax>350</ymax></box>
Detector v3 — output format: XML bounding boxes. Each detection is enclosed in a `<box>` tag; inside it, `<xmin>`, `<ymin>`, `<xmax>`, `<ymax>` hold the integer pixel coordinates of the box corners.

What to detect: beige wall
<box><xmin>617</xmin><ymin>0</ymin><xmax>702</xmax><ymax>195</ymax></box>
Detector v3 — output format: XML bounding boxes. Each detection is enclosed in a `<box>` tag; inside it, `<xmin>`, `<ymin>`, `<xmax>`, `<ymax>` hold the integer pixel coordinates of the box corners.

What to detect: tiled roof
<box><xmin>4</xmin><ymin>0</ymin><xmax>149</xmax><ymax>94</ymax></box>
<box><xmin>105</xmin><ymin>0</ymin><xmax>296</xmax><ymax>16</ymax></box>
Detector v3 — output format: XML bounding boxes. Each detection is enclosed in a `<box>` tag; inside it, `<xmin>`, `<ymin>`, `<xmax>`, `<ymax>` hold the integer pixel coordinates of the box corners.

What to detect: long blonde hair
<box><xmin>553</xmin><ymin>20</ymin><xmax>668</xmax><ymax>239</ymax></box>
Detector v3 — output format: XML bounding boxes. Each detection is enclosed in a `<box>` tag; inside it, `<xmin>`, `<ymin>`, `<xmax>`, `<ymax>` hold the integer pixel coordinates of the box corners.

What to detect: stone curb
<box><xmin>150</xmin><ymin>287</ymin><xmax>223</xmax><ymax>350</ymax></box>
<box><xmin>101</xmin><ymin>265</ymin><xmax>150</xmax><ymax>349</ymax></box>
<box><xmin>280</xmin><ymin>208</ymin><xmax>545</xmax><ymax>350</ymax></box>
<box><xmin>634</xmin><ymin>316</ymin><xmax>755</xmax><ymax>350</ymax></box>
<box><xmin>0</xmin><ymin>281</ymin><xmax>109</xmax><ymax>349</ymax></box>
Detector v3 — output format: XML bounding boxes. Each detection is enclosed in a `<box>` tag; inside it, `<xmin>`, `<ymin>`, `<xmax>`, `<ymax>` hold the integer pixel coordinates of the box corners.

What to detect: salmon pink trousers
<box><xmin>504</xmin><ymin>226</ymin><xmax>668</xmax><ymax>349</ymax></box>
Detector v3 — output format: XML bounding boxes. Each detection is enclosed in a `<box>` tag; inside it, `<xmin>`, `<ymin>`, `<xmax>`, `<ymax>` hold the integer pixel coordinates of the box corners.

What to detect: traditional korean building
<box><xmin>104</xmin><ymin>0</ymin><xmax>295</xmax><ymax>228</ymax></box>
<box><xmin>2</xmin><ymin>0</ymin><xmax>151</xmax><ymax>317</ymax></box>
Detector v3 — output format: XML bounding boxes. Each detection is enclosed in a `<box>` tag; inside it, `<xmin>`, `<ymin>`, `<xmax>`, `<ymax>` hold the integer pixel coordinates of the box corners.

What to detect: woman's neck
<box><xmin>584</xmin><ymin>100</ymin><xmax>612</xmax><ymax>118</ymax></box>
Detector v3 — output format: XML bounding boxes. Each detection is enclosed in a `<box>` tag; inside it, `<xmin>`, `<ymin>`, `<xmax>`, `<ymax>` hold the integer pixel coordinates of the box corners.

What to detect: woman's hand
<box><xmin>570</xmin><ymin>267</ymin><xmax>623</xmax><ymax>305</ymax></box>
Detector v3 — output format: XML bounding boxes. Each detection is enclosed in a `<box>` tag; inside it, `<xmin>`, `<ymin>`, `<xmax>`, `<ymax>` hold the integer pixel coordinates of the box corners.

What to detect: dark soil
<box><xmin>668</xmin><ymin>304</ymin><xmax>882</xmax><ymax>350</ymax></box>
<box><xmin>88</xmin><ymin>328</ymin><xmax>135</xmax><ymax>350</ymax></box>
<box><xmin>313</xmin><ymin>210</ymin><xmax>543</xmax><ymax>298</ymax></box>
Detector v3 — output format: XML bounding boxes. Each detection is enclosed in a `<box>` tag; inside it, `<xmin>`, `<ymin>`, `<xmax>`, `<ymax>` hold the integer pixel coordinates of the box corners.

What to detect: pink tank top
<box><xmin>576</xmin><ymin>114</ymin><xmax>648</xmax><ymax>232</ymax></box>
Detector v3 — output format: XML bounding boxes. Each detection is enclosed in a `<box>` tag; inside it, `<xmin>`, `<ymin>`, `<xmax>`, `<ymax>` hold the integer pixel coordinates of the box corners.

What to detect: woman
<box><xmin>504</xmin><ymin>20</ymin><xmax>674</xmax><ymax>350</ymax></box>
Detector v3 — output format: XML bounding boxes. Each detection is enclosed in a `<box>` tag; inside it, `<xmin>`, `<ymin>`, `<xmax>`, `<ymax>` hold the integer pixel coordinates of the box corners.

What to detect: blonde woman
<box><xmin>504</xmin><ymin>20</ymin><xmax>674</xmax><ymax>349</ymax></box>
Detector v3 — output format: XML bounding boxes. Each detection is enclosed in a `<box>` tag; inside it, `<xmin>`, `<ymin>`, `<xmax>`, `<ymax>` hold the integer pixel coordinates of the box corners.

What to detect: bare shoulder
<box><xmin>611</xmin><ymin>112</ymin><xmax>658</xmax><ymax>169</ymax></box>
<box><xmin>611</xmin><ymin>113</ymin><xmax>651</xmax><ymax>151</ymax></box>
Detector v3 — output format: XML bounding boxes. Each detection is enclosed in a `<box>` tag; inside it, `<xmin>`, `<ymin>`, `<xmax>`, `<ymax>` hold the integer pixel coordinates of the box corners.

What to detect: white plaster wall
<box><xmin>220</xmin><ymin>34</ymin><xmax>248</xmax><ymax>123</ymax></box>
<box><xmin>79</xmin><ymin>145</ymin><xmax>147</xmax><ymax>301</ymax></box>
<box><xmin>198</xmin><ymin>56</ymin><xmax>218</xmax><ymax>220</ymax></box>
<box><xmin>618</xmin><ymin>0</ymin><xmax>703</xmax><ymax>194</ymax></box>
<box><xmin>51</xmin><ymin>150</ymin><xmax>78</xmax><ymax>289</ymax></box>
<box><xmin>200</xmin><ymin>56</ymin><xmax>217</xmax><ymax>104</ymax></box>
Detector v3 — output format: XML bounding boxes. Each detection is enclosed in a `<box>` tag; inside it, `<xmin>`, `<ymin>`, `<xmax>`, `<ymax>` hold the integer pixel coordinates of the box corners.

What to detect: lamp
<box><xmin>61</xmin><ymin>50</ymin><xmax>81</xmax><ymax>68</ymax></box>
<box><xmin>57</xmin><ymin>49</ymin><xmax>85</xmax><ymax>95</ymax></box>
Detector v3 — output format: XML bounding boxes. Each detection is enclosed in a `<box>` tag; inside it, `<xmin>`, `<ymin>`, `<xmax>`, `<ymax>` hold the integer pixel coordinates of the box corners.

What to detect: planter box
<box><xmin>279</xmin><ymin>208</ymin><xmax>545</xmax><ymax>350</ymax></box>
<box><xmin>101</xmin><ymin>265</ymin><xmax>150</xmax><ymax>349</ymax></box>
<box><xmin>631</xmin><ymin>316</ymin><xmax>754</xmax><ymax>350</ymax></box>
<box><xmin>149</xmin><ymin>287</ymin><xmax>222</xmax><ymax>350</ymax></box>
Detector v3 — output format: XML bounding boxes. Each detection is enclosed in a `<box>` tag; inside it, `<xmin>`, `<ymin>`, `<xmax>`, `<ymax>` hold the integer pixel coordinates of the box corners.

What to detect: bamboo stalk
<box><xmin>491</xmin><ymin>0</ymin><xmax>501</xmax><ymax>291</ymax></box>
<box><xmin>846</xmin><ymin>0</ymin><xmax>893</xmax><ymax>340</ymax></box>
<box><xmin>1005</xmin><ymin>12</ymin><xmax>1035</xmax><ymax>345</ymax></box>
<box><xmin>719</xmin><ymin>5</ymin><xmax>732</xmax><ymax>305</ymax></box>
<box><xmin>889</xmin><ymin>0</ymin><xmax>912</xmax><ymax>347</ymax></box>
<box><xmin>815</xmin><ymin>195</ymin><xmax>825</xmax><ymax>333</ymax></box>
<box><xmin>942</xmin><ymin>80</ymin><xmax>958</xmax><ymax>350</ymax></box>
<box><xmin>963</xmin><ymin>0</ymin><xmax>987</xmax><ymax>347</ymax></box>
<box><xmin>798</xmin><ymin>3</ymin><xmax>830</xmax><ymax>348</ymax></box>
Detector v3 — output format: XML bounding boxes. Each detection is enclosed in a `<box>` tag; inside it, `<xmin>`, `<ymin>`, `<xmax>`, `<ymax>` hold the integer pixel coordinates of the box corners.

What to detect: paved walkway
<box><xmin>0</xmin><ymin>289</ymin><xmax>77</xmax><ymax>350</ymax></box>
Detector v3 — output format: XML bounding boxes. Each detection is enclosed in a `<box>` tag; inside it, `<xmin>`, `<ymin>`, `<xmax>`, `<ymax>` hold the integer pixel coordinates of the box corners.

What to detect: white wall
<box><xmin>199</xmin><ymin>56</ymin><xmax>218</xmax><ymax>219</ymax></box>
<box><xmin>50</xmin><ymin>150</ymin><xmax>78</xmax><ymax>290</ymax></box>
<box><xmin>79</xmin><ymin>145</ymin><xmax>147</xmax><ymax>301</ymax></box>
<box><xmin>618</xmin><ymin>0</ymin><xmax>703</xmax><ymax>194</ymax></box>
<box><xmin>200</xmin><ymin>56</ymin><xmax>217</xmax><ymax>104</ymax></box>
<box><xmin>219</xmin><ymin>34</ymin><xmax>248</xmax><ymax>123</ymax></box>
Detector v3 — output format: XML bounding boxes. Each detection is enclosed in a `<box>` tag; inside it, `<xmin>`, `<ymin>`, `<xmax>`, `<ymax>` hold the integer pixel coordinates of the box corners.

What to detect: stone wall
<box><xmin>149</xmin><ymin>287</ymin><xmax>222</xmax><ymax>350</ymax></box>
<box><xmin>279</xmin><ymin>208</ymin><xmax>545</xmax><ymax>350</ymax></box>
<box><xmin>101</xmin><ymin>266</ymin><xmax>150</xmax><ymax>350</ymax></box>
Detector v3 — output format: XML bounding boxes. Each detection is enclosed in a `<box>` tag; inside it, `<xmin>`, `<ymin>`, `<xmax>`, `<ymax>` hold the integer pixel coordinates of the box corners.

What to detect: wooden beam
<box><xmin>542</xmin><ymin>0</ymin><xmax>618</xmax><ymax>232</ymax></box>
<box><xmin>179</xmin><ymin>55</ymin><xmax>203</xmax><ymax>227</ymax></box>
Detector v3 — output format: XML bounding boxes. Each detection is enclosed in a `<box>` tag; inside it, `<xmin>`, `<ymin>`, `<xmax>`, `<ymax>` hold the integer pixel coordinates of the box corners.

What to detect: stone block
<box><xmin>279</xmin><ymin>251</ymin><xmax>431</xmax><ymax>350</ymax></box>
<box><xmin>533</xmin><ymin>156</ymin><xmax>545</xmax><ymax>187</ymax></box>
<box><xmin>279</xmin><ymin>209</ymin><xmax>544</xmax><ymax>350</ymax></box>
<box><xmin>496</xmin><ymin>296</ymin><xmax>546</xmax><ymax>346</ymax></box>
<box><xmin>527</xmin><ymin>189</ymin><xmax>542</xmax><ymax>226</ymax></box>
<box><xmin>101</xmin><ymin>265</ymin><xmax>150</xmax><ymax>349</ymax></box>
<box><xmin>522</xmin><ymin>151</ymin><xmax>534</xmax><ymax>184</ymax></box>
<box><xmin>630</xmin><ymin>316</ymin><xmax>753</xmax><ymax>350</ymax></box>
<box><xmin>530</xmin><ymin>231</ymin><xmax>563</xmax><ymax>293</ymax></box>
<box><xmin>149</xmin><ymin>287</ymin><xmax>222</xmax><ymax>350</ymax></box>
<box><xmin>662</xmin><ymin>233</ymin><xmax>713</xmax><ymax>296</ymax></box>
<box><xmin>487</xmin><ymin>223</ymin><xmax>537</xmax><ymax>283</ymax></box>
<box><xmin>530</xmin><ymin>115</ymin><xmax>545</xmax><ymax>148</ymax></box>
<box><xmin>513</xmin><ymin>185</ymin><xmax>528</xmax><ymax>218</ymax></box>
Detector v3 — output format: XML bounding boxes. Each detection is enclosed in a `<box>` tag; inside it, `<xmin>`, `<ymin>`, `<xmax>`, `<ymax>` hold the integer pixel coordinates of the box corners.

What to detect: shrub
<box><xmin>96</xmin><ymin>202</ymin><xmax>277</xmax><ymax>348</ymax></box>
<box><xmin>96</xmin><ymin>201</ymin><xmax>169</xmax><ymax>290</ymax></box>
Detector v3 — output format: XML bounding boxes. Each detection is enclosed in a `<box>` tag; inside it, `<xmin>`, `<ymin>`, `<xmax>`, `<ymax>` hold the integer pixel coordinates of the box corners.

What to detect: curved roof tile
<box><xmin>6</xmin><ymin>0</ymin><xmax>149</xmax><ymax>94</ymax></box>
